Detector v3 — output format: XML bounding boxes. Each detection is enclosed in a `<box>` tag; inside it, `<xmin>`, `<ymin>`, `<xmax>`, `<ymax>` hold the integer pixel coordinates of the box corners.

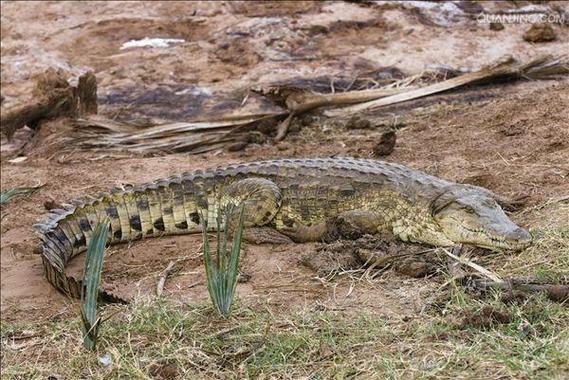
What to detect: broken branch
<box><xmin>324</xmin><ymin>55</ymin><xmax>568</xmax><ymax>117</ymax></box>
<box><xmin>156</xmin><ymin>261</ymin><xmax>176</xmax><ymax>297</ymax></box>
<box><xmin>464</xmin><ymin>277</ymin><xmax>569</xmax><ymax>303</ymax></box>
<box><xmin>441</xmin><ymin>248</ymin><xmax>502</xmax><ymax>283</ymax></box>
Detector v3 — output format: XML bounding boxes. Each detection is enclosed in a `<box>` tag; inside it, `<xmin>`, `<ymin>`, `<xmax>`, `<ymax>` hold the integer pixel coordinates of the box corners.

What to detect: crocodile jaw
<box><xmin>448</xmin><ymin>226</ymin><xmax>532</xmax><ymax>251</ymax></box>
<box><xmin>433</xmin><ymin>197</ymin><xmax>532</xmax><ymax>251</ymax></box>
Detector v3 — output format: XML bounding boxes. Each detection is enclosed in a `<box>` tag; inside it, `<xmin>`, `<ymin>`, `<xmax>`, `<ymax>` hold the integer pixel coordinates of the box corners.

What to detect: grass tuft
<box><xmin>201</xmin><ymin>205</ymin><xmax>245</xmax><ymax>318</ymax></box>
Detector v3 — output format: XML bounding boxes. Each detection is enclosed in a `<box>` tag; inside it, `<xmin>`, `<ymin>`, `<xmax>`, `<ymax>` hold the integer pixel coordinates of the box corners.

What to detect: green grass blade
<box><xmin>0</xmin><ymin>184</ymin><xmax>43</xmax><ymax>205</ymax></box>
<box><xmin>200</xmin><ymin>210</ymin><xmax>219</xmax><ymax>309</ymax></box>
<box><xmin>228</xmin><ymin>206</ymin><xmax>245</xmax><ymax>302</ymax></box>
<box><xmin>200</xmin><ymin>204</ymin><xmax>245</xmax><ymax>317</ymax></box>
<box><xmin>217</xmin><ymin>216</ymin><xmax>223</xmax><ymax>274</ymax></box>
<box><xmin>80</xmin><ymin>219</ymin><xmax>109</xmax><ymax>351</ymax></box>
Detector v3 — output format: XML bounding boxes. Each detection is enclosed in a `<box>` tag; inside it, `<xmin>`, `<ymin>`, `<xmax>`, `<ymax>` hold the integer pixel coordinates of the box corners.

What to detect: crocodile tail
<box><xmin>34</xmin><ymin>173</ymin><xmax>205</xmax><ymax>301</ymax></box>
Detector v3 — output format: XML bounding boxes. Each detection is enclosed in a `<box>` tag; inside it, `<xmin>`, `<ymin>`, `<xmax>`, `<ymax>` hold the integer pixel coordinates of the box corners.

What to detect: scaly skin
<box><xmin>35</xmin><ymin>157</ymin><xmax>532</xmax><ymax>300</ymax></box>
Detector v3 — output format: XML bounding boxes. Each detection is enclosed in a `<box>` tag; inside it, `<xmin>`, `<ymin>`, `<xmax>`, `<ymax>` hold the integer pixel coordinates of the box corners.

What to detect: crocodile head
<box><xmin>429</xmin><ymin>187</ymin><xmax>532</xmax><ymax>250</ymax></box>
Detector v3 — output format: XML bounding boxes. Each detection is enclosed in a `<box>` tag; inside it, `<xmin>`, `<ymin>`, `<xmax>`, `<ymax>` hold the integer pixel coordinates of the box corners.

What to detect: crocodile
<box><xmin>35</xmin><ymin>157</ymin><xmax>532</xmax><ymax>300</ymax></box>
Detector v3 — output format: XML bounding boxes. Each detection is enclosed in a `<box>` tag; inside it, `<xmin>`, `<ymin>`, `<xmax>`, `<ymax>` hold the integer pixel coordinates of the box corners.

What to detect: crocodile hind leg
<box><xmin>325</xmin><ymin>209</ymin><xmax>391</xmax><ymax>241</ymax></box>
<box><xmin>277</xmin><ymin>209</ymin><xmax>389</xmax><ymax>243</ymax></box>
<box><xmin>218</xmin><ymin>178</ymin><xmax>292</xmax><ymax>244</ymax></box>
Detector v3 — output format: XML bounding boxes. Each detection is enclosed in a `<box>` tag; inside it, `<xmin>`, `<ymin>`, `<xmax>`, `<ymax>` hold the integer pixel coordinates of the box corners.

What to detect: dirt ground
<box><xmin>1</xmin><ymin>0</ymin><xmax>568</xmax><ymax>370</ymax></box>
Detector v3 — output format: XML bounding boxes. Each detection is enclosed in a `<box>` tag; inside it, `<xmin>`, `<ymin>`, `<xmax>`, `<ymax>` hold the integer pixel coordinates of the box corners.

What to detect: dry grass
<box><xmin>1</xmin><ymin>293</ymin><xmax>567</xmax><ymax>379</ymax></box>
<box><xmin>501</xmin><ymin>202</ymin><xmax>569</xmax><ymax>281</ymax></box>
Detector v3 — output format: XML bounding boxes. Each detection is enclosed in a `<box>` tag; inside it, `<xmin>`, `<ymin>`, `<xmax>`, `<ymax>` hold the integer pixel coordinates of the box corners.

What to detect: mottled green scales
<box><xmin>35</xmin><ymin>157</ymin><xmax>532</xmax><ymax>300</ymax></box>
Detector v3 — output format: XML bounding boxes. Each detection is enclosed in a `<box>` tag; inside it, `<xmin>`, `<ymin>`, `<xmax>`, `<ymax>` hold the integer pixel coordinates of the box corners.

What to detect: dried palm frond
<box><xmin>70</xmin><ymin>111</ymin><xmax>284</xmax><ymax>154</ymax></box>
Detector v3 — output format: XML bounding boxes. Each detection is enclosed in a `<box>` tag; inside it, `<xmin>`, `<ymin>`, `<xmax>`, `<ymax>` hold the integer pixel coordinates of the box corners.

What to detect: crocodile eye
<box><xmin>463</xmin><ymin>206</ymin><xmax>475</xmax><ymax>214</ymax></box>
<box><xmin>430</xmin><ymin>192</ymin><xmax>455</xmax><ymax>216</ymax></box>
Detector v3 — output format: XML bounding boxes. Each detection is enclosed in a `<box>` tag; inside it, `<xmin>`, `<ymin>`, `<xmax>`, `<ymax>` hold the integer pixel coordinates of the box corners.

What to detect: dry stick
<box><xmin>285</xmin><ymin>86</ymin><xmax>407</xmax><ymax>113</ymax></box>
<box><xmin>265</xmin><ymin>66</ymin><xmax>428</xmax><ymax>114</ymax></box>
<box><xmin>275</xmin><ymin>112</ymin><xmax>294</xmax><ymax>142</ymax></box>
<box><xmin>156</xmin><ymin>261</ymin><xmax>176</xmax><ymax>297</ymax></box>
<box><xmin>324</xmin><ymin>55</ymin><xmax>568</xmax><ymax>117</ymax></box>
<box><xmin>324</xmin><ymin>66</ymin><xmax>505</xmax><ymax>117</ymax></box>
<box><xmin>441</xmin><ymin>248</ymin><xmax>569</xmax><ymax>302</ymax></box>
<box><xmin>467</xmin><ymin>279</ymin><xmax>569</xmax><ymax>302</ymax></box>
<box><xmin>441</xmin><ymin>248</ymin><xmax>502</xmax><ymax>283</ymax></box>
<box><xmin>67</xmin><ymin>66</ymin><xmax>440</xmax><ymax>149</ymax></box>
<box><xmin>206</xmin><ymin>325</ymin><xmax>241</xmax><ymax>340</ymax></box>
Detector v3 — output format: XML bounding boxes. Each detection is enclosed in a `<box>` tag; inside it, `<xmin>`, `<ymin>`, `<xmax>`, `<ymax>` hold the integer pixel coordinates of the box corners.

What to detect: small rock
<box><xmin>489</xmin><ymin>22</ymin><xmax>504</xmax><ymax>31</ymax></box>
<box><xmin>458</xmin><ymin>306</ymin><xmax>511</xmax><ymax>329</ymax></box>
<box><xmin>517</xmin><ymin>320</ymin><xmax>534</xmax><ymax>338</ymax></box>
<box><xmin>501</xmin><ymin>289</ymin><xmax>528</xmax><ymax>304</ymax></box>
<box><xmin>345</xmin><ymin>115</ymin><xmax>372</xmax><ymax>130</ymax></box>
<box><xmin>149</xmin><ymin>361</ymin><xmax>179</xmax><ymax>380</ymax></box>
<box><xmin>99</xmin><ymin>354</ymin><xmax>112</xmax><ymax>367</ymax></box>
<box><xmin>308</xmin><ymin>24</ymin><xmax>328</xmax><ymax>35</ymax></box>
<box><xmin>394</xmin><ymin>256</ymin><xmax>437</xmax><ymax>278</ymax></box>
<box><xmin>227</xmin><ymin>140</ymin><xmax>249</xmax><ymax>152</ymax></box>
<box><xmin>288</xmin><ymin>120</ymin><xmax>302</xmax><ymax>134</ymax></box>
<box><xmin>372</xmin><ymin>130</ymin><xmax>396</xmax><ymax>156</ymax></box>
<box><xmin>500</xmin><ymin>121</ymin><xmax>526</xmax><ymax>136</ymax></box>
<box><xmin>301</xmin><ymin>114</ymin><xmax>317</xmax><ymax>127</ymax></box>
<box><xmin>523</xmin><ymin>24</ymin><xmax>556</xmax><ymax>43</ymax></box>
<box><xmin>44</xmin><ymin>198</ymin><xmax>63</xmax><ymax>211</ymax></box>
<box><xmin>317</xmin><ymin>343</ymin><xmax>334</xmax><ymax>359</ymax></box>
<box><xmin>237</xmin><ymin>270</ymin><xmax>251</xmax><ymax>283</ymax></box>
<box><xmin>454</xmin><ymin>0</ymin><xmax>484</xmax><ymax>13</ymax></box>
<box><xmin>256</xmin><ymin>119</ymin><xmax>276</xmax><ymax>135</ymax></box>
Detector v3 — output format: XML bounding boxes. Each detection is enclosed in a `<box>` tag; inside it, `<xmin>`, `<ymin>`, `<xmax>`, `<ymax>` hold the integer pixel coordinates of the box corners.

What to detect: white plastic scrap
<box><xmin>174</xmin><ymin>87</ymin><xmax>212</xmax><ymax>97</ymax></box>
<box><xmin>99</xmin><ymin>354</ymin><xmax>112</xmax><ymax>367</ymax></box>
<box><xmin>120</xmin><ymin>37</ymin><xmax>185</xmax><ymax>50</ymax></box>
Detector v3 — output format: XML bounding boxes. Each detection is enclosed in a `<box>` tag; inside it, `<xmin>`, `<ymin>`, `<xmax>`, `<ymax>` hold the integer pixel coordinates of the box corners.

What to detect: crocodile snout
<box><xmin>506</xmin><ymin>227</ymin><xmax>532</xmax><ymax>249</ymax></box>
